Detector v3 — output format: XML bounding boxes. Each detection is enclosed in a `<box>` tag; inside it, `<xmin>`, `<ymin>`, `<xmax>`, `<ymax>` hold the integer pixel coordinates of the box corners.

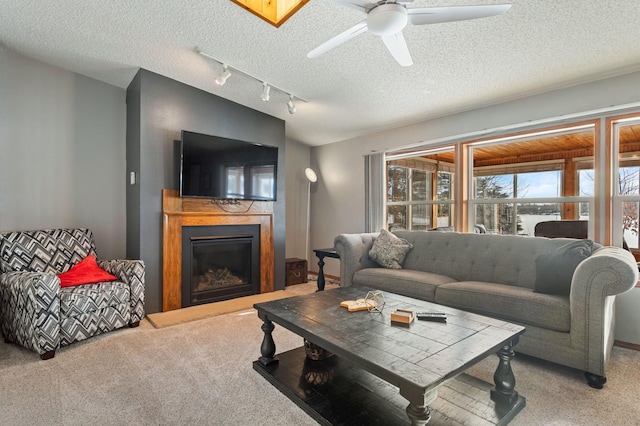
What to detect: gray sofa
<box><xmin>334</xmin><ymin>230</ymin><xmax>638</xmax><ymax>388</ymax></box>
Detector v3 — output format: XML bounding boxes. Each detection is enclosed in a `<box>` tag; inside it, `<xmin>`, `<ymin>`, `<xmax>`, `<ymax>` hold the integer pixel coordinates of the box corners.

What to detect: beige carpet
<box><xmin>146</xmin><ymin>289</ymin><xmax>298</xmax><ymax>328</ymax></box>
<box><xmin>1</xmin><ymin>280</ymin><xmax>638</xmax><ymax>425</ymax></box>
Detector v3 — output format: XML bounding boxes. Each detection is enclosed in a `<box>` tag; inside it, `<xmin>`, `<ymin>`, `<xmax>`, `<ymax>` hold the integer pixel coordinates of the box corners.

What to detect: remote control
<box><xmin>416</xmin><ymin>313</ymin><xmax>447</xmax><ymax>322</ymax></box>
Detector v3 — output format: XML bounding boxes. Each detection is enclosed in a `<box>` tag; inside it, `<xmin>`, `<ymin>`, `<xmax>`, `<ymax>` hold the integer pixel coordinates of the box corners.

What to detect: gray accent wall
<box><xmin>126</xmin><ymin>69</ymin><xmax>286</xmax><ymax>314</ymax></box>
<box><xmin>0</xmin><ymin>49</ymin><xmax>127</xmax><ymax>259</ymax></box>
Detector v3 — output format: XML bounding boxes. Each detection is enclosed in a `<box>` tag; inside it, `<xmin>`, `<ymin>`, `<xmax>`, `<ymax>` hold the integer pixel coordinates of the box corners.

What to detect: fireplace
<box><xmin>181</xmin><ymin>225</ymin><xmax>260</xmax><ymax>307</ymax></box>
<box><xmin>162</xmin><ymin>189</ymin><xmax>274</xmax><ymax>312</ymax></box>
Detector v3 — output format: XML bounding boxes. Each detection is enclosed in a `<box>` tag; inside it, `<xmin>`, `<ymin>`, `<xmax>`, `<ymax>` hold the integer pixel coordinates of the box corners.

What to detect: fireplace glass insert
<box><xmin>182</xmin><ymin>225</ymin><xmax>260</xmax><ymax>307</ymax></box>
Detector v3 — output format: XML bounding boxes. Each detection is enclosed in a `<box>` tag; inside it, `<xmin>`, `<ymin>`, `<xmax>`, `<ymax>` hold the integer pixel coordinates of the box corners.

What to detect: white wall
<box><xmin>0</xmin><ymin>49</ymin><xmax>127</xmax><ymax>258</ymax></box>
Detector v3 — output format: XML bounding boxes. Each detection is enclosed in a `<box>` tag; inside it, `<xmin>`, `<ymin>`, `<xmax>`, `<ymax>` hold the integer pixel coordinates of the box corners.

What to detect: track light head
<box><xmin>260</xmin><ymin>83</ymin><xmax>271</xmax><ymax>102</ymax></box>
<box><xmin>215</xmin><ymin>65</ymin><xmax>231</xmax><ymax>86</ymax></box>
<box><xmin>287</xmin><ymin>95</ymin><xmax>296</xmax><ymax>114</ymax></box>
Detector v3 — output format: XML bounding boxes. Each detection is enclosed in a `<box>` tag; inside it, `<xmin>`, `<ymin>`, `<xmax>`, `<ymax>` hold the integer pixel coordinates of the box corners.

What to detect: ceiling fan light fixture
<box><xmin>215</xmin><ymin>65</ymin><xmax>232</xmax><ymax>86</ymax></box>
<box><xmin>260</xmin><ymin>82</ymin><xmax>271</xmax><ymax>102</ymax></box>
<box><xmin>287</xmin><ymin>95</ymin><xmax>296</xmax><ymax>114</ymax></box>
<box><xmin>367</xmin><ymin>3</ymin><xmax>408</xmax><ymax>36</ymax></box>
<box><xmin>308</xmin><ymin>2</ymin><xmax>512</xmax><ymax>67</ymax></box>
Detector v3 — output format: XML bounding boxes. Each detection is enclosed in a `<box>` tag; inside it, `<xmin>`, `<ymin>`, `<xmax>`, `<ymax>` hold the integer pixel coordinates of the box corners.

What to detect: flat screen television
<box><xmin>179</xmin><ymin>130</ymin><xmax>278</xmax><ymax>201</ymax></box>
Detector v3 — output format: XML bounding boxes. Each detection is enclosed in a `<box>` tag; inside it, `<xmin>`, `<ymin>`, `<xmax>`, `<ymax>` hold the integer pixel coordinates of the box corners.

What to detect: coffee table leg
<box><xmin>491</xmin><ymin>338</ymin><xmax>519</xmax><ymax>407</ymax></box>
<box><xmin>258</xmin><ymin>318</ymin><xmax>279</xmax><ymax>367</ymax></box>
<box><xmin>402</xmin><ymin>387</ymin><xmax>438</xmax><ymax>425</ymax></box>
<box><xmin>406</xmin><ymin>403</ymin><xmax>431</xmax><ymax>426</ymax></box>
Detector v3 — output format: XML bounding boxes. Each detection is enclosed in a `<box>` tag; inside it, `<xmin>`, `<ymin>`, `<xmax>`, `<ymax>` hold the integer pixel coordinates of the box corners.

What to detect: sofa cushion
<box><xmin>435</xmin><ymin>281</ymin><xmax>571</xmax><ymax>332</ymax></box>
<box><xmin>354</xmin><ymin>268</ymin><xmax>457</xmax><ymax>302</ymax></box>
<box><xmin>534</xmin><ymin>239</ymin><xmax>594</xmax><ymax>296</ymax></box>
<box><xmin>368</xmin><ymin>229</ymin><xmax>413</xmax><ymax>269</ymax></box>
<box><xmin>59</xmin><ymin>302</ymin><xmax>130</xmax><ymax>346</ymax></box>
<box><xmin>60</xmin><ymin>281</ymin><xmax>130</xmax><ymax>318</ymax></box>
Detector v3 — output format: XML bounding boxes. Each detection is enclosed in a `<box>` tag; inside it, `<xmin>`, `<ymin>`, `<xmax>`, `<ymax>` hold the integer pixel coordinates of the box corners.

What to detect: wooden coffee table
<box><xmin>253</xmin><ymin>286</ymin><xmax>526</xmax><ymax>425</ymax></box>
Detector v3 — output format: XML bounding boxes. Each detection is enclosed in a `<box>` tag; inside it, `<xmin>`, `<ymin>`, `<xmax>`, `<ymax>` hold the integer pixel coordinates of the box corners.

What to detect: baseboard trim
<box><xmin>614</xmin><ymin>340</ymin><xmax>640</xmax><ymax>351</ymax></box>
<box><xmin>307</xmin><ymin>271</ymin><xmax>340</xmax><ymax>281</ymax></box>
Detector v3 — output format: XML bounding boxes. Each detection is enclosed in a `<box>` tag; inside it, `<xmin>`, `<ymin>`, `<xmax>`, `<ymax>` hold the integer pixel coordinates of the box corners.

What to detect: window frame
<box><xmin>611</xmin><ymin>115</ymin><xmax>640</xmax><ymax>250</ymax></box>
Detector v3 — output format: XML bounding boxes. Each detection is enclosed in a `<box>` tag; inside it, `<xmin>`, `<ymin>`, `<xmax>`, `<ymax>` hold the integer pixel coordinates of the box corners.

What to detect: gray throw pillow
<box><xmin>369</xmin><ymin>229</ymin><xmax>413</xmax><ymax>269</ymax></box>
<box><xmin>534</xmin><ymin>239</ymin><xmax>594</xmax><ymax>296</ymax></box>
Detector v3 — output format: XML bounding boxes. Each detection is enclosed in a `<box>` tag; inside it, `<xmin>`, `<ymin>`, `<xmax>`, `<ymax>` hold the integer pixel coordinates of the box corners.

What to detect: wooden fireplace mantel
<box><xmin>162</xmin><ymin>189</ymin><xmax>274</xmax><ymax>312</ymax></box>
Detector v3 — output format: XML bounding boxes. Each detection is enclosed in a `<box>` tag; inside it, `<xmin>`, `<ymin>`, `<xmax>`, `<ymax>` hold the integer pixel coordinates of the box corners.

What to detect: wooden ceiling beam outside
<box><xmin>473</xmin><ymin>147</ymin><xmax>594</xmax><ymax>168</ymax></box>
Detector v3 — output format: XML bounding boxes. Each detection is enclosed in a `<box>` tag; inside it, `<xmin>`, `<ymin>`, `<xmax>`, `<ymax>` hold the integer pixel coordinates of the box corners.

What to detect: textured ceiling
<box><xmin>2</xmin><ymin>0</ymin><xmax>640</xmax><ymax>146</ymax></box>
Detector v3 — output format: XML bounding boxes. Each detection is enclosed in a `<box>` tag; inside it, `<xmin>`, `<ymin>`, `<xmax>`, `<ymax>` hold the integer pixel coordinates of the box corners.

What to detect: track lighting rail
<box><xmin>197</xmin><ymin>49</ymin><xmax>307</xmax><ymax>114</ymax></box>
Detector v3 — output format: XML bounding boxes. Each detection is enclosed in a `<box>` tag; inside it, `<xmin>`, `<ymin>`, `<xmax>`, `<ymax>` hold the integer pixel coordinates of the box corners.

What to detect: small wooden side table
<box><xmin>312</xmin><ymin>248</ymin><xmax>339</xmax><ymax>291</ymax></box>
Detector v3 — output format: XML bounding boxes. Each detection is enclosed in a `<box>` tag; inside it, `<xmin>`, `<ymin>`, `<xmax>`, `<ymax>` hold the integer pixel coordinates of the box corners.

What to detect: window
<box><xmin>386</xmin><ymin>148</ymin><xmax>455</xmax><ymax>231</ymax></box>
<box><xmin>474</xmin><ymin>170</ymin><xmax>564</xmax><ymax>235</ymax></box>
<box><xmin>381</xmin><ymin>115</ymin><xmax>640</xmax><ymax>245</ymax></box>
<box><xmin>470</xmin><ymin>124</ymin><xmax>595</xmax><ymax>235</ymax></box>
<box><xmin>612</xmin><ymin>116</ymin><xmax>640</xmax><ymax>252</ymax></box>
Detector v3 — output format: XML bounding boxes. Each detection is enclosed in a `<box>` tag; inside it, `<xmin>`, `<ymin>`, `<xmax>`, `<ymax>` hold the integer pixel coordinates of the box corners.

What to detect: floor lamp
<box><xmin>304</xmin><ymin>167</ymin><xmax>317</xmax><ymax>264</ymax></box>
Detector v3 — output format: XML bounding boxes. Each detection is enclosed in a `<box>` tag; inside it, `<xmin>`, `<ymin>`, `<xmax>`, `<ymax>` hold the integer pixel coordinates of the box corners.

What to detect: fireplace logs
<box><xmin>195</xmin><ymin>267</ymin><xmax>245</xmax><ymax>292</ymax></box>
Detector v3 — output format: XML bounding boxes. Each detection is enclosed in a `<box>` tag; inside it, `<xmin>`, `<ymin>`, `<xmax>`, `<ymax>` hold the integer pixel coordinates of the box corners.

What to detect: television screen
<box><xmin>180</xmin><ymin>130</ymin><xmax>278</xmax><ymax>201</ymax></box>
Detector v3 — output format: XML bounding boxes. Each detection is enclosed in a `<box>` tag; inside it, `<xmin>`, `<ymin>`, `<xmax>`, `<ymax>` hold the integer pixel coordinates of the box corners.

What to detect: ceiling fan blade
<box><xmin>381</xmin><ymin>31</ymin><xmax>413</xmax><ymax>67</ymax></box>
<box><xmin>308</xmin><ymin>20</ymin><xmax>368</xmax><ymax>59</ymax></box>
<box><xmin>328</xmin><ymin>0</ymin><xmax>376</xmax><ymax>13</ymax></box>
<box><xmin>408</xmin><ymin>4</ymin><xmax>511</xmax><ymax>26</ymax></box>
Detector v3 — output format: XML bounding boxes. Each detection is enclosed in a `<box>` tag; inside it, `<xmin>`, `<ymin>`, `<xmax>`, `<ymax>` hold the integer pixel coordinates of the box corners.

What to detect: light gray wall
<box><xmin>615</xmin><ymin>288</ymin><xmax>640</xmax><ymax>345</ymax></box>
<box><xmin>284</xmin><ymin>138</ymin><xmax>312</xmax><ymax>262</ymax></box>
<box><xmin>0</xmin><ymin>49</ymin><xmax>126</xmax><ymax>259</ymax></box>
<box><xmin>311</xmin><ymin>71</ymin><xmax>640</xmax><ymax>277</ymax></box>
<box><xmin>309</xmin><ymin>70</ymin><xmax>640</xmax><ymax>343</ymax></box>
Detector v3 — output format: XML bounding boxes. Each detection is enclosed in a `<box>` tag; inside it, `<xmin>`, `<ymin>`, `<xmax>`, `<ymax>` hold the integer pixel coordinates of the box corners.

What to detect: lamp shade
<box><xmin>305</xmin><ymin>167</ymin><xmax>317</xmax><ymax>183</ymax></box>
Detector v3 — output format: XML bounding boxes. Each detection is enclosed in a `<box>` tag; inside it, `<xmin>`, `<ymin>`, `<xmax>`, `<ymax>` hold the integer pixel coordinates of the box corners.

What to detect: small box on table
<box><xmin>390</xmin><ymin>309</ymin><xmax>415</xmax><ymax>324</ymax></box>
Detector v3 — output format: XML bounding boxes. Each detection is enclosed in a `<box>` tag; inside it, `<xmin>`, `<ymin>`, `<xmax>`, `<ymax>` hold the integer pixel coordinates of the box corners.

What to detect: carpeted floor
<box><xmin>1</xmin><ymin>280</ymin><xmax>639</xmax><ymax>425</ymax></box>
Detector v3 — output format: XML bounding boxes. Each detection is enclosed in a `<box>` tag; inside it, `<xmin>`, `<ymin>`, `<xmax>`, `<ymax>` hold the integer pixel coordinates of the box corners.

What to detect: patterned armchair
<box><xmin>0</xmin><ymin>228</ymin><xmax>145</xmax><ymax>359</ymax></box>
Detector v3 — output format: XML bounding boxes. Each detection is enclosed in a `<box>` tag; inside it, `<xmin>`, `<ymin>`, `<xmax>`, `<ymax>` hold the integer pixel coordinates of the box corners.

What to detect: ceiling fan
<box><xmin>308</xmin><ymin>1</ymin><xmax>511</xmax><ymax>66</ymax></box>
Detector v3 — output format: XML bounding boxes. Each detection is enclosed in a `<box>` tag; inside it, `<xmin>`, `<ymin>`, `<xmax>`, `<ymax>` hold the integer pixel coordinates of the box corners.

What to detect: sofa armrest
<box><xmin>0</xmin><ymin>271</ymin><xmax>61</xmax><ymax>355</ymax></box>
<box><xmin>334</xmin><ymin>233</ymin><xmax>380</xmax><ymax>286</ymax></box>
<box><xmin>98</xmin><ymin>259</ymin><xmax>145</xmax><ymax>323</ymax></box>
<box><xmin>572</xmin><ymin>246</ymin><xmax>638</xmax><ymax>298</ymax></box>
<box><xmin>569</xmin><ymin>246</ymin><xmax>638</xmax><ymax>375</ymax></box>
